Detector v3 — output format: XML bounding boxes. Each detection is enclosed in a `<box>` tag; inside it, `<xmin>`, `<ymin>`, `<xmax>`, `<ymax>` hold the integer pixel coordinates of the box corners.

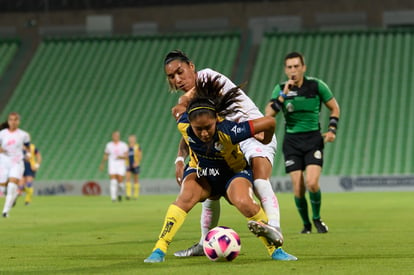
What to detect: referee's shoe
<box><xmin>313</xmin><ymin>218</ymin><xmax>328</xmax><ymax>233</ymax></box>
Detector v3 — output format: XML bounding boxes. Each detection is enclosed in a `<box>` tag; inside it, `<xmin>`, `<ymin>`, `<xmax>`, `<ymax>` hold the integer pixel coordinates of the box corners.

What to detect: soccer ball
<box><xmin>203</xmin><ymin>226</ymin><xmax>241</xmax><ymax>262</ymax></box>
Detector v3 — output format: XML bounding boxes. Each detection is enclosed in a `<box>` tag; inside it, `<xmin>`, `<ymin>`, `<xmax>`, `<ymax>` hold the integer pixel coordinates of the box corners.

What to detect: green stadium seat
<box><xmin>0</xmin><ymin>33</ymin><xmax>240</xmax><ymax>180</ymax></box>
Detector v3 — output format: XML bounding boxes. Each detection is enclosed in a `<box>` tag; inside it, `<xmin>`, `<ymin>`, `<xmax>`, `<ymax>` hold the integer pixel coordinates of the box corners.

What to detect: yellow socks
<box><xmin>153</xmin><ymin>204</ymin><xmax>187</xmax><ymax>253</ymax></box>
<box><xmin>25</xmin><ymin>186</ymin><xmax>34</xmax><ymax>204</ymax></box>
<box><xmin>126</xmin><ymin>182</ymin><xmax>132</xmax><ymax>198</ymax></box>
<box><xmin>248</xmin><ymin>207</ymin><xmax>276</xmax><ymax>256</ymax></box>
<box><xmin>133</xmin><ymin>183</ymin><xmax>140</xmax><ymax>199</ymax></box>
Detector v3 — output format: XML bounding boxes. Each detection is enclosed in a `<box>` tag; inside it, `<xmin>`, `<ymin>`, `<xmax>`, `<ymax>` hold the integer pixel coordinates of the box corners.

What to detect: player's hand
<box><xmin>175</xmin><ymin>161</ymin><xmax>185</xmax><ymax>186</ymax></box>
<box><xmin>171</xmin><ymin>103</ymin><xmax>187</xmax><ymax>120</ymax></box>
<box><xmin>322</xmin><ymin>131</ymin><xmax>336</xmax><ymax>143</ymax></box>
<box><xmin>283</xmin><ymin>78</ymin><xmax>295</xmax><ymax>94</ymax></box>
<box><xmin>99</xmin><ymin>164</ymin><xmax>104</xmax><ymax>171</ymax></box>
<box><xmin>253</xmin><ymin>132</ymin><xmax>265</xmax><ymax>142</ymax></box>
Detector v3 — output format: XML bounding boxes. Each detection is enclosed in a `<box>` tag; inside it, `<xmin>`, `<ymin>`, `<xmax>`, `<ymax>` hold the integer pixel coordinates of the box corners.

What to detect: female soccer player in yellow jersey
<box><xmin>125</xmin><ymin>135</ymin><xmax>142</xmax><ymax>200</ymax></box>
<box><xmin>21</xmin><ymin>143</ymin><xmax>42</xmax><ymax>205</ymax></box>
<box><xmin>144</xmin><ymin>76</ymin><xmax>297</xmax><ymax>263</ymax></box>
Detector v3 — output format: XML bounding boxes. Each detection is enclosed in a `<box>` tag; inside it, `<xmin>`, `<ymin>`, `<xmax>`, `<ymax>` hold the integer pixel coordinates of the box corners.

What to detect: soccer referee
<box><xmin>265</xmin><ymin>52</ymin><xmax>340</xmax><ymax>234</ymax></box>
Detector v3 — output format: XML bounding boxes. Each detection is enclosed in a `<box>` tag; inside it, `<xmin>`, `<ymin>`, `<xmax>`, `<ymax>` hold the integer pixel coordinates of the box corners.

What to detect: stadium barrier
<box><xmin>30</xmin><ymin>175</ymin><xmax>414</xmax><ymax>196</ymax></box>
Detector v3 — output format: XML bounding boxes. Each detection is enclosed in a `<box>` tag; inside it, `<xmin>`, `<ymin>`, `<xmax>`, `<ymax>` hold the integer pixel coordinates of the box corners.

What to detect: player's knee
<box><xmin>232</xmin><ymin>196</ymin><xmax>257</xmax><ymax>217</ymax></box>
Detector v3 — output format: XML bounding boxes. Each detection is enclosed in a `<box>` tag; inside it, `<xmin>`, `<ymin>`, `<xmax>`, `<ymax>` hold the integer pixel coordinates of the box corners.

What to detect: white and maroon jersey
<box><xmin>197</xmin><ymin>68</ymin><xmax>264</xmax><ymax>122</ymax></box>
<box><xmin>0</xmin><ymin>128</ymin><xmax>30</xmax><ymax>163</ymax></box>
<box><xmin>104</xmin><ymin>141</ymin><xmax>128</xmax><ymax>165</ymax></box>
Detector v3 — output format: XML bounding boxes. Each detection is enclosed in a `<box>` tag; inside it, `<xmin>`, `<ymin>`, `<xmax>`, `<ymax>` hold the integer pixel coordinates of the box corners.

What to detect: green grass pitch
<box><xmin>1</xmin><ymin>192</ymin><xmax>413</xmax><ymax>274</ymax></box>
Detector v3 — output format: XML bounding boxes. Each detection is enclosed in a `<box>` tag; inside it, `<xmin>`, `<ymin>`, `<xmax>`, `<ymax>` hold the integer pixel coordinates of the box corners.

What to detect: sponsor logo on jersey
<box><xmin>214</xmin><ymin>141</ymin><xmax>223</xmax><ymax>151</ymax></box>
<box><xmin>231</xmin><ymin>125</ymin><xmax>243</xmax><ymax>135</ymax></box>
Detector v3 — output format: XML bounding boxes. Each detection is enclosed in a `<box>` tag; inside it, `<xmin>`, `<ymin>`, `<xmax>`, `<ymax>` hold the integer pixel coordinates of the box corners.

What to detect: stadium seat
<box><xmin>0</xmin><ymin>33</ymin><xmax>240</xmax><ymax>180</ymax></box>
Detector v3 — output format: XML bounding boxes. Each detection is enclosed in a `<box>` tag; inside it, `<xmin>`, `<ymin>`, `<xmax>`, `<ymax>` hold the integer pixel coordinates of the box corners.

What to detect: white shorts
<box><xmin>239</xmin><ymin>135</ymin><xmax>277</xmax><ymax>166</ymax></box>
<box><xmin>108</xmin><ymin>161</ymin><xmax>126</xmax><ymax>176</ymax></box>
<box><xmin>0</xmin><ymin>156</ymin><xmax>24</xmax><ymax>182</ymax></box>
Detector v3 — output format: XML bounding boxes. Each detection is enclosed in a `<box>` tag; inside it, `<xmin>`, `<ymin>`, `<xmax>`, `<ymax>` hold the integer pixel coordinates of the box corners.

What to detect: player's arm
<box><xmin>265</xmin><ymin>83</ymin><xmax>284</xmax><ymax>117</ymax></box>
<box><xmin>322</xmin><ymin>98</ymin><xmax>340</xmax><ymax>143</ymax></box>
<box><xmin>33</xmin><ymin>149</ymin><xmax>42</xmax><ymax>171</ymax></box>
<box><xmin>135</xmin><ymin>148</ymin><xmax>142</xmax><ymax>168</ymax></box>
<box><xmin>250</xmin><ymin>116</ymin><xmax>276</xmax><ymax>144</ymax></box>
<box><xmin>175</xmin><ymin>137</ymin><xmax>189</xmax><ymax>186</ymax></box>
<box><xmin>99</xmin><ymin>153</ymin><xmax>108</xmax><ymax>171</ymax></box>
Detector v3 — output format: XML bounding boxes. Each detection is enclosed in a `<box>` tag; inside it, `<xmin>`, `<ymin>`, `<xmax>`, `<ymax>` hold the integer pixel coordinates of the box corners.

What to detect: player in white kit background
<box><xmin>0</xmin><ymin>112</ymin><xmax>31</xmax><ymax>218</ymax></box>
<box><xmin>100</xmin><ymin>131</ymin><xmax>128</xmax><ymax>202</ymax></box>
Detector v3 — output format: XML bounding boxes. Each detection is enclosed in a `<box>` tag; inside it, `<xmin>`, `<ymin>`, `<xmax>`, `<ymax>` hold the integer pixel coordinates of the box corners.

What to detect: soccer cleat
<box><xmin>117</xmin><ymin>195</ymin><xmax>122</xmax><ymax>202</ymax></box>
<box><xmin>271</xmin><ymin>247</ymin><xmax>298</xmax><ymax>261</ymax></box>
<box><xmin>174</xmin><ymin>243</ymin><xmax>205</xmax><ymax>257</ymax></box>
<box><xmin>300</xmin><ymin>224</ymin><xmax>312</xmax><ymax>234</ymax></box>
<box><xmin>313</xmin><ymin>218</ymin><xmax>328</xmax><ymax>233</ymax></box>
<box><xmin>144</xmin><ymin>248</ymin><xmax>165</xmax><ymax>263</ymax></box>
<box><xmin>247</xmin><ymin>220</ymin><xmax>284</xmax><ymax>247</ymax></box>
<box><xmin>2</xmin><ymin>212</ymin><xmax>8</xmax><ymax>218</ymax></box>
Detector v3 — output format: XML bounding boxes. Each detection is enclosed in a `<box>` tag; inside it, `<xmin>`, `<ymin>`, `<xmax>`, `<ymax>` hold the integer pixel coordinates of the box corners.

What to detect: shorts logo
<box><xmin>314</xmin><ymin>150</ymin><xmax>322</xmax><ymax>159</ymax></box>
<box><xmin>255</xmin><ymin>147</ymin><xmax>263</xmax><ymax>153</ymax></box>
<box><xmin>285</xmin><ymin>160</ymin><xmax>295</xmax><ymax>167</ymax></box>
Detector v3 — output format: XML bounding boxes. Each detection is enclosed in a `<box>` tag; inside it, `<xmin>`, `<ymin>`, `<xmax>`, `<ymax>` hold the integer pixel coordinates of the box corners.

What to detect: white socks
<box><xmin>198</xmin><ymin>199</ymin><xmax>221</xmax><ymax>245</ymax></box>
<box><xmin>254</xmin><ymin>179</ymin><xmax>281</xmax><ymax>229</ymax></box>
<box><xmin>110</xmin><ymin>179</ymin><xmax>118</xmax><ymax>201</ymax></box>
<box><xmin>3</xmin><ymin>182</ymin><xmax>18</xmax><ymax>215</ymax></box>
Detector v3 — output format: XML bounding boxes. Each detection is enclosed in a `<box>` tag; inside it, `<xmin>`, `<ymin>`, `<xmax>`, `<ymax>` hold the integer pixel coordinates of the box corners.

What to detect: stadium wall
<box><xmin>32</xmin><ymin>176</ymin><xmax>414</xmax><ymax>196</ymax></box>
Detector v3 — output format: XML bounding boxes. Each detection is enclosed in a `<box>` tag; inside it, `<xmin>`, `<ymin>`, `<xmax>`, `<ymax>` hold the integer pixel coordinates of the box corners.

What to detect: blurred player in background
<box><xmin>100</xmin><ymin>131</ymin><xmax>128</xmax><ymax>202</ymax></box>
<box><xmin>165</xmin><ymin>50</ymin><xmax>283</xmax><ymax>257</ymax></box>
<box><xmin>0</xmin><ymin>120</ymin><xmax>8</xmax><ymax>197</ymax></box>
<box><xmin>0</xmin><ymin>112</ymin><xmax>30</xmax><ymax>217</ymax></box>
<box><xmin>20</xmin><ymin>143</ymin><xmax>42</xmax><ymax>205</ymax></box>
<box><xmin>125</xmin><ymin>134</ymin><xmax>142</xmax><ymax>200</ymax></box>
<box><xmin>265</xmin><ymin>52</ymin><xmax>340</xmax><ymax>233</ymax></box>
<box><xmin>144</xmin><ymin>75</ymin><xmax>296</xmax><ymax>263</ymax></box>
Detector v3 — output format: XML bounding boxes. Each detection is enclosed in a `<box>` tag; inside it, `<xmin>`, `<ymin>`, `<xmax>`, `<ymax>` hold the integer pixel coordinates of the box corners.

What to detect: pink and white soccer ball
<box><xmin>203</xmin><ymin>226</ymin><xmax>241</xmax><ymax>261</ymax></box>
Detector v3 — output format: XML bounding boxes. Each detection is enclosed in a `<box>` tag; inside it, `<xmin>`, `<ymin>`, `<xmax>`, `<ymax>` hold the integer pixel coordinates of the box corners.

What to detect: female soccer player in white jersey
<box><xmin>164</xmin><ymin>50</ymin><xmax>283</xmax><ymax>257</ymax></box>
<box><xmin>0</xmin><ymin>112</ymin><xmax>30</xmax><ymax>217</ymax></box>
<box><xmin>100</xmin><ymin>131</ymin><xmax>128</xmax><ymax>202</ymax></box>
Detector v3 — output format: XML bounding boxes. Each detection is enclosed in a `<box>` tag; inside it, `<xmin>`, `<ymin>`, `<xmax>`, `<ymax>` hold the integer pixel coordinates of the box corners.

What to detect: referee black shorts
<box><xmin>282</xmin><ymin>130</ymin><xmax>324</xmax><ymax>173</ymax></box>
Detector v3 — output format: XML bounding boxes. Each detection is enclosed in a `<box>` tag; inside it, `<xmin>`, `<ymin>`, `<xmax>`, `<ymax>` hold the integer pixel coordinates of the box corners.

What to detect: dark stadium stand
<box><xmin>248</xmin><ymin>29</ymin><xmax>414</xmax><ymax>176</ymax></box>
<box><xmin>0</xmin><ymin>33</ymin><xmax>240</xmax><ymax>180</ymax></box>
<box><xmin>0</xmin><ymin>39</ymin><xmax>19</xmax><ymax>77</ymax></box>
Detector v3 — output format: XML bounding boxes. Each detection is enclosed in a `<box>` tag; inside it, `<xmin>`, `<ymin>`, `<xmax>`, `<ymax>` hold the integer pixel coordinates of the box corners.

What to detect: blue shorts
<box><xmin>23</xmin><ymin>162</ymin><xmax>36</xmax><ymax>177</ymax></box>
<box><xmin>127</xmin><ymin>166</ymin><xmax>140</xmax><ymax>175</ymax></box>
<box><xmin>183</xmin><ymin>165</ymin><xmax>253</xmax><ymax>197</ymax></box>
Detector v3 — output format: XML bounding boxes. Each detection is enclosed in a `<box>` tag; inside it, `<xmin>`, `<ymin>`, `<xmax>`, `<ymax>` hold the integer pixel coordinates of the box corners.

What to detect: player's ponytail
<box><xmin>188</xmin><ymin>75</ymin><xmax>243</xmax><ymax>121</ymax></box>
